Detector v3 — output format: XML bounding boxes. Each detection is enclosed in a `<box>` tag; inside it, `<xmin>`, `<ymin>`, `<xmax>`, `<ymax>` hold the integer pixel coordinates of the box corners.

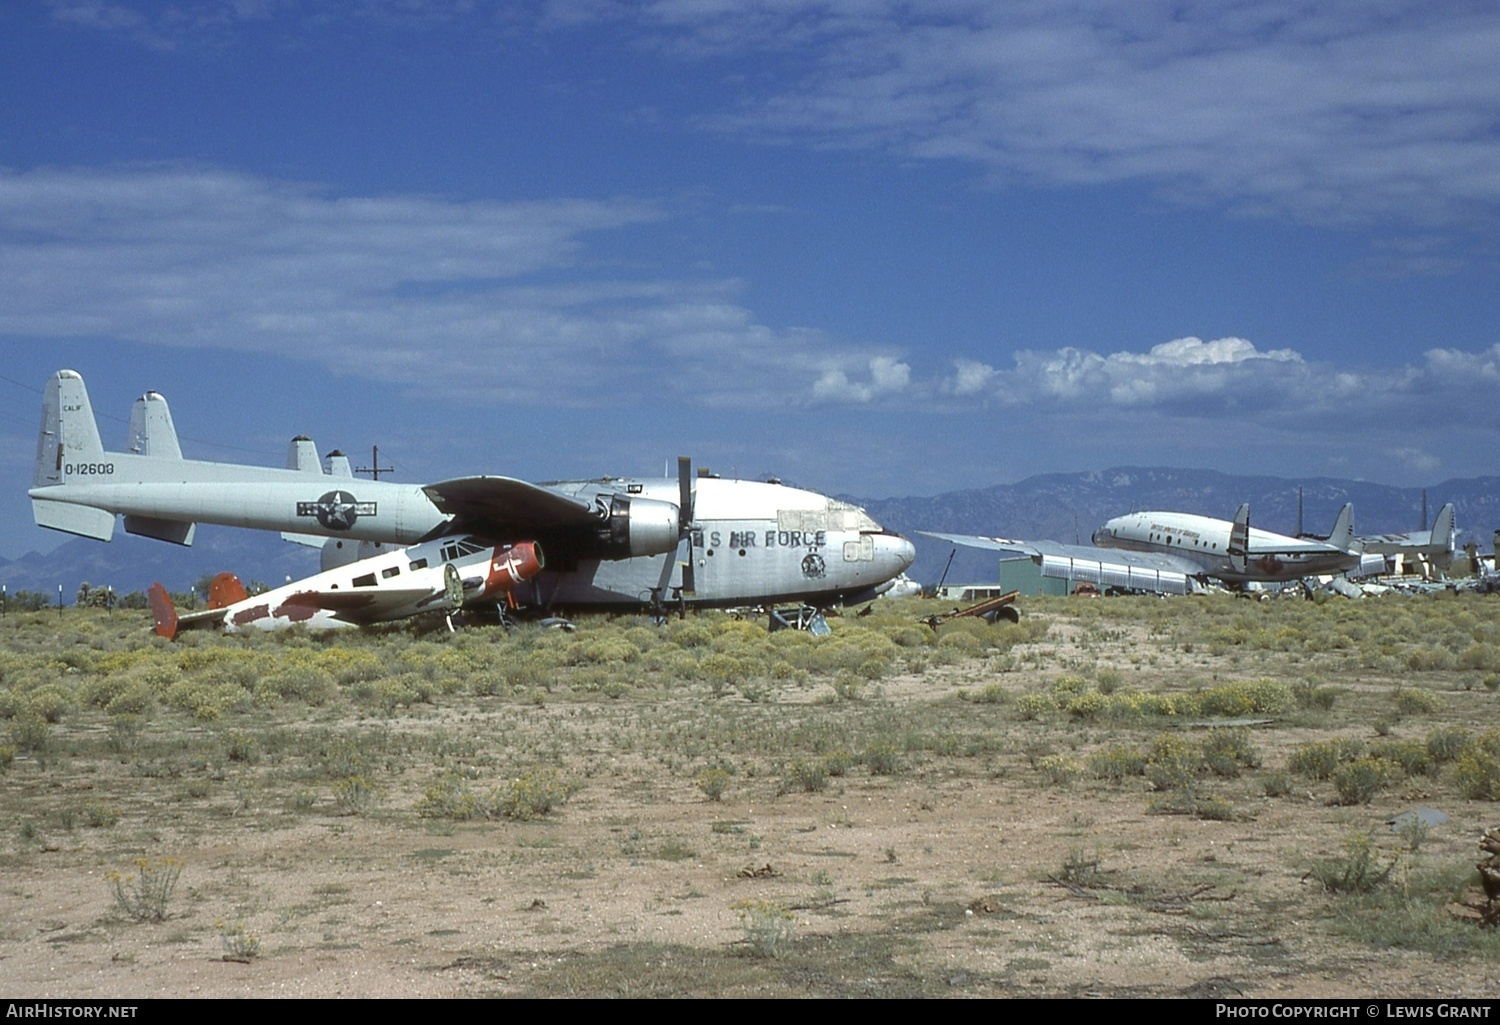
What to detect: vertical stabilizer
<box><xmin>127</xmin><ymin>391</ymin><xmax>184</xmax><ymax>459</ymax></box>
<box><xmin>31</xmin><ymin>370</ymin><xmax>116</xmax><ymax>541</ymax></box>
<box><xmin>123</xmin><ymin>389</ymin><xmax>197</xmax><ymax>544</ymax></box>
<box><xmin>325</xmin><ymin>450</ymin><xmax>353</xmax><ymax>478</ymax></box>
<box><xmin>1228</xmin><ymin>504</ymin><xmax>1250</xmax><ymax>573</ymax></box>
<box><xmin>34</xmin><ymin>369</ymin><xmax>104</xmax><ymax>488</ymax></box>
<box><xmin>1430</xmin><ymin>503</ymin><xmax>1457</xmax><ymax>568</ymax></box>
<box><xmin>287</xmin><ymin>436</ymin><xmax>323</xmax><ymax>474</ymax></box>
<box><xmin>1326</xmin><ymin>503</ymin><xmax>1355</xmax><ymax>552</ymax></box>
<box><xmin>206</xmin><ymin>572</ymin><xmax>249</xmax><ymax>609</ymax></box>
<box><xmin>147</xmin><ymin>583</ymin><xmax>179</xmax><ymax>640</ymax></box>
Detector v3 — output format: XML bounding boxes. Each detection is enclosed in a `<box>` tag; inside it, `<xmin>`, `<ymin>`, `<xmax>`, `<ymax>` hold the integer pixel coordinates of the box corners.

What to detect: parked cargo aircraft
<box><xmin>31</xmin><ymin>371</ymin><xmax>914</xmax><ymax>611</ymax></box>
<box><xmin>147</xmin><ymin>537</ymin><xmax>544</xmax><ymax>638</ymax></box>
<box><xmin>921</xmin><ymin>503</ymin><xmax>1388</xmax><ymax>596</ymax></box>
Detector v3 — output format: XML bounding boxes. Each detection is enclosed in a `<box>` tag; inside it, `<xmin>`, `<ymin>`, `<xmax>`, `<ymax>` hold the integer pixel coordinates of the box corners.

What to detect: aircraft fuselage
<box><xmin>29</xmin><ymin>371</ymin><xmax>915</xmax><ymax>610</ymax></box>
<box><xmin>1092</xmin><ymin>510</ymin><xmax>1358</xmax><ymax>583</ymax></box>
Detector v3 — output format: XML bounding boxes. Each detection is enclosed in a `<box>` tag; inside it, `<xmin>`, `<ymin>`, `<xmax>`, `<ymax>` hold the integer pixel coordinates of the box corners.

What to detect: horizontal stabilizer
<box><xmin>124</xmin><ymin>515</ymin><xmax>196</xmax><ymax>546</ymax></box>
<box><xmin>33</xmin><ymin>497</ymin><xmax>114</xmax><ymax>541</ymax></box>
<box><xmin>148</xmin><ymin>582</ymin><xmax>228</xmax><ymax>639</ymax></box>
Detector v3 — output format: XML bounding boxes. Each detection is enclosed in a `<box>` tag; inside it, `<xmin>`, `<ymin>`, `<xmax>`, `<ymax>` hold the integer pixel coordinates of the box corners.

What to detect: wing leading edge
<box><xmin>918</xmin><ymin>532</ymin><xmax>1201</xmax><ymax>596</ymax></box>
<box><xmin>422</xmin><ymin>477</ymin><xmax>599</xmax><ymax>534</ymax></box>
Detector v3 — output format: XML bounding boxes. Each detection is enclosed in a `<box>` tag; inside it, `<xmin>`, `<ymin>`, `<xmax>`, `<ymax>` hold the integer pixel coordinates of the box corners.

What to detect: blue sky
<box><xmin>3</xmin><ymin>1</ymin><xmax>1499</xmax><ymax>558</ymax></box>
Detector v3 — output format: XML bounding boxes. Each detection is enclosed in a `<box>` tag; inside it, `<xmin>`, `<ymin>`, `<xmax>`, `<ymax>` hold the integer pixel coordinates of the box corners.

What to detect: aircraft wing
<box><xmin>919</xmin><ymin>531</ymin><xmax>1040</xmax><ymax>557</ymax></box>
<box><xmin>421</xmin><ymin>476</ymin><xmax>599</xmax><ymax>535</ymax></box>
<box><xmin>169</xmin><ymin>607</ymin><xmax>230</xmax><ymax>632</ymax></box>
<box><xmin>919</xmin><ymin>532</ymin><xmax>1201</xmax><ymax>595</ymax></box>
<box><xmin>269</xmin><ymin>585</ymin><xmax>453</xmax><ymax>623</ymax></box>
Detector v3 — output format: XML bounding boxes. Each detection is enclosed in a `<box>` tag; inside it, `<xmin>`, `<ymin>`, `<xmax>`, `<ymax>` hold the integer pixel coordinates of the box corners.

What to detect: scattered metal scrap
<box><xmin>1478</xmin><ymin>827</ymin><xmax>1500</xmax><ymax>928</ymax></box>
<box><xmin>738</xmin><ymin>863</ymin><xmax>779</xmax><ymax>879</ymax></box>
<box><xmin>766</xmin><ymin>605</ymin><xmax>831</xmax><ymax>635</ymax></box>
<box><xmin>922</xmin><ymin>588</ymin><xmax>1020</xmax><ymax>629</ymax></box>
<box><xmin>1447</xmin><ymin>826</ymin><xmax>1500</xmax><ymax>928</ymax></box>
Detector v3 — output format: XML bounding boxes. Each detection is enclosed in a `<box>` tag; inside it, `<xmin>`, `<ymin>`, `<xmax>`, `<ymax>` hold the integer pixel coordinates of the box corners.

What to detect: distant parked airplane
<box><xmin>922</xmin><ymin>503</ymin><xmax>1388</xmax><ymax>595</ymax></box>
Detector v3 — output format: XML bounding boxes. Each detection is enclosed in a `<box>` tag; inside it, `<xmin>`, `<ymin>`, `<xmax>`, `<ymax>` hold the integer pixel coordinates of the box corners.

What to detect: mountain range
<box><xmin>2</xmin><ymin>467</ymin><xmax>1495</xmax><ymax>600</ymax></box>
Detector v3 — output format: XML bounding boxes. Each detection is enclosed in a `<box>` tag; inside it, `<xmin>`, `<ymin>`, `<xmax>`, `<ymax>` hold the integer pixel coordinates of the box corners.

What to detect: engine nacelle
<box><xmin>472</xmin><ymin>541</ymin><xmax>546</xmax><ymax>599</ymax></box>
<box><xmin>592</xmin><ymin>495</ymin><xmax>680</xmax><ymax>559</ymax></box>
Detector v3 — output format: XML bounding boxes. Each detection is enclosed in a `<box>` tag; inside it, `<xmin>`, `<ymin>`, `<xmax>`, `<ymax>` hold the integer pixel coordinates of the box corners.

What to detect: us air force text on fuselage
<box><xmin>1216</xmin><ymin>1006</ymin><xmax>1490</xmax><ymax>1018</ymax></box>
<box><xmin>712</xmin><ymin>530</ymin><xmax>826</xmax><ymax>549</ymax></box>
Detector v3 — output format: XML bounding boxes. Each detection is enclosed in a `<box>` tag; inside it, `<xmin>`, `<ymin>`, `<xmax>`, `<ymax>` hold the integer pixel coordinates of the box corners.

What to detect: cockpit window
<box><xmin>440</xmin><ymin>538</ymin><xmax>488</xmax><ymax>562</ymax></box>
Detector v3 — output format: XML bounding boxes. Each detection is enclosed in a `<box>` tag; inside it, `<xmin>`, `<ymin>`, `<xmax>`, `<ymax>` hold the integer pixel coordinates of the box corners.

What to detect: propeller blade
<box><xmin>677</xmin><ymin>455</ymin><xmax>693</xmax><ymax>527</ymax></box>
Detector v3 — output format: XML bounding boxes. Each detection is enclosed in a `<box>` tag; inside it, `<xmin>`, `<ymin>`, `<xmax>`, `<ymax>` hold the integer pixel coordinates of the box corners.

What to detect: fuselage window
<box><xmin>352</xmin><ymin>573</ymin><xmax>377</xmax><ymax>588</ymax></box>
<box><xmin>409</xmin><ymin>558</ymin><xmax>428</xmax><ymax>571</ymax></box>
<box><xmin>382</xmin><ymin>566</ymin><xmax>400</xmax><ymax>579</ymax></box>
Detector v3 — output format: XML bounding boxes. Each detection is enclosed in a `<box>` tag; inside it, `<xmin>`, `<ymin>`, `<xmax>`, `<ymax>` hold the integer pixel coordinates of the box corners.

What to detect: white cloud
<box><xmin>945</xmin><ymin>357</ymin><xmax>996</xmax><ymax>396</ymax></box>
<box><xmin>50</xmin><ymin>4</ymin><xmax>1500</xmax><ymax>232</ymax></box>
<box><xmin>996</xmin><ymin>336</ymin><xmax>1313</xmax><ymax>410</ymax></box>
<box><xmin>936</xmin><ymin>334</ymin><xmax>1500</xmax><ymax>439</ymax></box>
<box><xmin>0</xmin><ymin>165</ymin><xmax>906</xmax><ymax>409</ymax></box>
<box><xmin>1120</xmin><ymin>336</ymin><xmax>1301</xmax><ymax>368</ymax></box>
<box><xmin>811</xmin><ymin>355</ymin><xmax>911</xmax><ymax>403</ymax></box>
<box><xmin>1387</xmin><ymin>446</ymin><xmax>1440</xmax><ymax>475</ymax></box>
<box><xmin>1422</xmin><ymin>343</ymin><xmax>1500</xmax><ymax>384</ymax></box>
<box><xmin>622</xmin><ymin>1</ymin><xmax>1500</xmax><ymax>230</ymax></box>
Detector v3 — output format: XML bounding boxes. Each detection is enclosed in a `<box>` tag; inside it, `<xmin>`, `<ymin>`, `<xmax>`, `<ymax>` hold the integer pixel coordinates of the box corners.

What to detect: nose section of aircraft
<box><xmin>878</xmin><ymin>532</ymin><xmax>917</xmax><ymax>576</ymax></box>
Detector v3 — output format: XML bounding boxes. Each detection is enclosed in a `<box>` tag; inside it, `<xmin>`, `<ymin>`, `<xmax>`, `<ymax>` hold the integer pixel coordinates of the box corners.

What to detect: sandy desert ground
<box><xmin>2</xmin><ymin>594</ymin><xmax>1499</xmax><ymax>998</ymax></box>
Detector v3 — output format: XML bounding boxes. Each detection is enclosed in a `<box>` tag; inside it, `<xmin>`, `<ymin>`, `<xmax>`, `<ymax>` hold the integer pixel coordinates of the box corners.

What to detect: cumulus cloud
<box><xmin>614</xmin><ymin>1</ymin><xmax>1500</xmax><ymax>230</ymax></box>
<box><xmin>53</xmin><ymin>4</ymin><xmax>1500</xmax><ymax>231</ymax></box>
<box><xmin>0</xmin><ymin>165</ymin><xmax>905</xmax><ymax>409</ymax></box>
<box><xmin>930</xmin><ymin>335</ymin><xmax>1500</xmax><ymax>438</ymax></box>
<box><xmin>944</xmin><ymin>357</ymin><xmax>997</xmax><ymax>396</ymax></box>
<box><xmin>993</xmin><ymin>336</ymin><xmax>1306</xmax><ymax>409</ymax></box>
<box><xmin>811</xmin><ymin>355</ymin><xmax>912</xmax><ymax>403</ymax></box>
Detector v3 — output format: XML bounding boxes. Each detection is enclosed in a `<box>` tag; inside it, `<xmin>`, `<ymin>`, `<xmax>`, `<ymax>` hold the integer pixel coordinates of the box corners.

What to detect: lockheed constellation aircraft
<box><xmin>922</xmin><ymin>503</ymin><xmax>1393</xmax><ymax>595</ymax></box>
